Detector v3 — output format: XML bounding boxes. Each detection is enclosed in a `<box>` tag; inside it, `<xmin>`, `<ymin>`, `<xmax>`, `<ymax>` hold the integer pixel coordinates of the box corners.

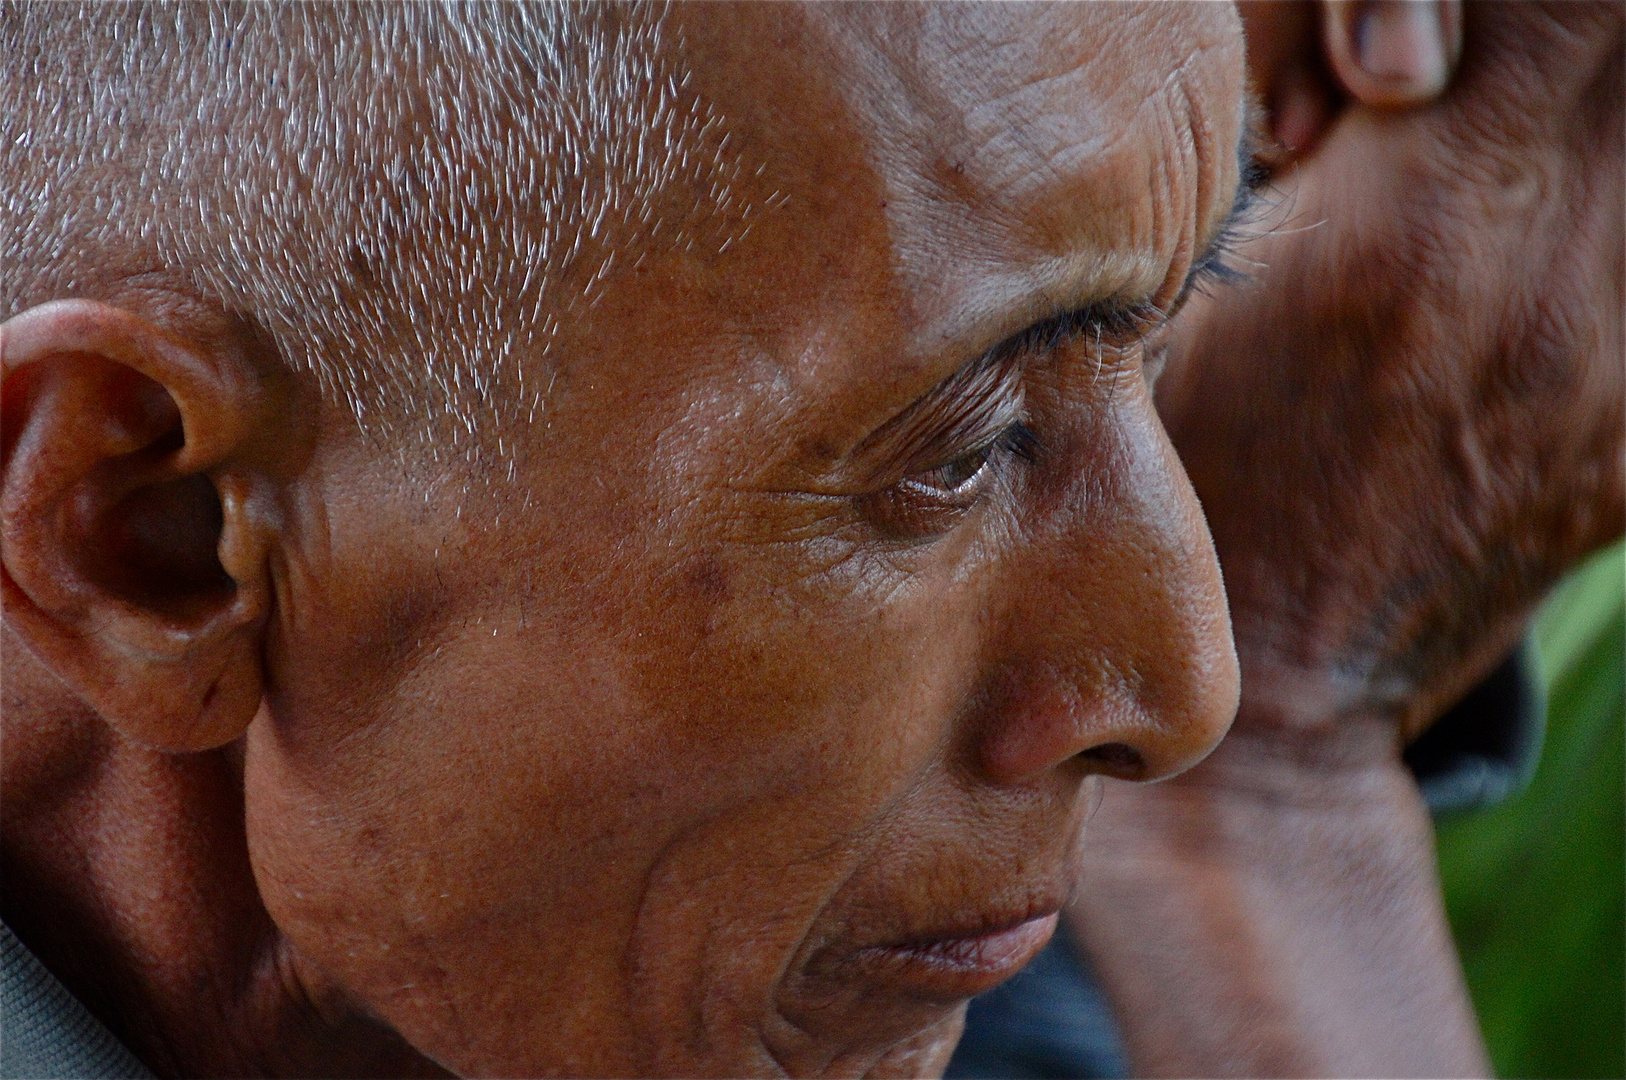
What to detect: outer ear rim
<box><xmin>1</xmin><ymin>298</ymin><xmax>273</xmax><ymax>753</ymax></box>
<box><xmin>3</xmin><ymin>299</ymin><xmax>257</xmax><ymax>470</ymax></box>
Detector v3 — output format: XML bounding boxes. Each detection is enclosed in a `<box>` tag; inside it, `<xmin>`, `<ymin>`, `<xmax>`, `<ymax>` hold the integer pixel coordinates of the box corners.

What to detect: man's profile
<box><xmin>2</xmin><ymin>4</ymin><xmax>1248</xmax><ymax>1076</ymax></box>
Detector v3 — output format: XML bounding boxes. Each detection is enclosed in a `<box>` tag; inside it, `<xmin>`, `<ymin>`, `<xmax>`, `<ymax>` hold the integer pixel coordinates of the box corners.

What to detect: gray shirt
<box><xmin>1</xmin><ymin>922</ymin><xmax>153</xmax><ymax>1079</ymax></box>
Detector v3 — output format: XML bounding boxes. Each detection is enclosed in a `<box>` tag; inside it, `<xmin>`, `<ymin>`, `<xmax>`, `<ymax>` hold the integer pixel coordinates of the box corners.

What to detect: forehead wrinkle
<box><xmin>894</xmin><ymin>83</ymin><xmax>1229</xmax><ymax>365</ymax></box>
<box><xmin>1021</xmin><ymin>37</ymin><xmax>1237</xmax><ymax>310</ymax></box>
<box><xmin>835</xmin><ymin>5</ymin><xmax>1237</xmax><ymax>359</ymax></box>
<box><xmin>1159</xmin><ymin>44</ymin><xmax>1247</xmax><ymax>309</ymax></box>
<box><xmin>895</xmin><ymin>4</ymin><xmax>1218</xmax><ymax>218</ymax></box>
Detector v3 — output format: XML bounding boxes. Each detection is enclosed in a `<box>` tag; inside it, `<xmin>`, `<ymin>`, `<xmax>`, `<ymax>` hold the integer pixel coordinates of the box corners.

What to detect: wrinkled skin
<box><xmin>1069</xmin><ymin>3</ymin><xmax>1623</xmax><ymax>1076</ymax></box>
<box><xmin>1</xmin><ymin>5</ymin><xmax>1246</xmax><ymax>1077</ymax></box>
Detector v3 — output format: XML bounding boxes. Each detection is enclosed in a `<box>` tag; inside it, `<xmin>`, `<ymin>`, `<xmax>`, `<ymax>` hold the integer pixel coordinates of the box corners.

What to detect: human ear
<box><xmin>1</xmin><ymin>300</ymin><xmax>278</xmax><ymax>752</ymax></box>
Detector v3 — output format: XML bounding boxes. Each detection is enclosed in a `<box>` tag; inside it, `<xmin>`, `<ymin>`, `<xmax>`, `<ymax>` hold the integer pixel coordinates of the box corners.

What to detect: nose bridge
<box><xmin>979</xmin><ymin>419</ymin><xmax>1239</xmax><ymax>785</ymax></box>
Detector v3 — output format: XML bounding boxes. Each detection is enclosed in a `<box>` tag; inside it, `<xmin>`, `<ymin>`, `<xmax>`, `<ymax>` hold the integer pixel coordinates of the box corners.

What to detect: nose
<box><xmin>978</xmin><ymin>401</ymin><xmax>1239</xmax><ymax>785</ymax></box>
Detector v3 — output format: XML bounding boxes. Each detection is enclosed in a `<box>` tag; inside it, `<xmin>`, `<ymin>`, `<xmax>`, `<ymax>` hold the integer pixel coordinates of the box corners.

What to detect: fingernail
<box><xmin>1352</xmin><ymin>0</ymin><xmax>1450</xmax><ymax>97</ymax></box>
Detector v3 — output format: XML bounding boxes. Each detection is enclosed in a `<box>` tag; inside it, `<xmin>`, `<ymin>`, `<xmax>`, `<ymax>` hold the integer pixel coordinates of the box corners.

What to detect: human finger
<box><xmin>1321</xmin><ymin>0</ymin><xmax>1462</xmax><ymax>106</ymax></box>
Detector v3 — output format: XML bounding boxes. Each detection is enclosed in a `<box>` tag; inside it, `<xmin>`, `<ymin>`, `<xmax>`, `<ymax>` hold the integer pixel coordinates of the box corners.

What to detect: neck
<box><xmin>1</xmin><ymin>640</ymin><xmax>444</xmax><ymax>1079</ymax></box>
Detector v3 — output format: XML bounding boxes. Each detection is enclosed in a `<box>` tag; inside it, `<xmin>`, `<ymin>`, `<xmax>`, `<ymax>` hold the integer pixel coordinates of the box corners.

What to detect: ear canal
<box><xmin>63</xmin><ymin>363</ymin><xmax>239</xmax><ymax>634</ymax></box>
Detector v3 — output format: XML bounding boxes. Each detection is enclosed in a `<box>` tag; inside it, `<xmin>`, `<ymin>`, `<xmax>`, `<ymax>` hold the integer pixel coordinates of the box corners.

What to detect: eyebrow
<box><xmin>989</xmin><ymin>124</ymin><xmax>1270</xmax><ymax>363</ymax></box>
<box><xmin>846</xmin><ymin>121</ymin><xmax>1270</xmax><ymax>482</ymax></box>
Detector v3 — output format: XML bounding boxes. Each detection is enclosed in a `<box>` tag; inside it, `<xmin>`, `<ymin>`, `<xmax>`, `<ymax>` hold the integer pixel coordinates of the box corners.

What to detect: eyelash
<box><xmin>1187</xmin><ymin>172</ymin><xmax>1267</xmax><ymax>295</ymax></box>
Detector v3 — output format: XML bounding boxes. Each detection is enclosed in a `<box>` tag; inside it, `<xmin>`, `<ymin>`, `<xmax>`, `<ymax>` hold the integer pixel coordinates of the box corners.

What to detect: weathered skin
<box><xmin>1</xmin><ymin>5</ymin><xmax>1246</xmax><ymax>1077</ymax></box>
<box><xmin>1069</xmin><ymin>3</ymin><xmax>1623</xmax><ymax>1076</ymax></box>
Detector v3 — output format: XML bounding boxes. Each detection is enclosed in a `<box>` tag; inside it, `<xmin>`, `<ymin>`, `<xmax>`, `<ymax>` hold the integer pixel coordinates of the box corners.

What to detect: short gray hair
<box><xmin>2</xmin><ymin>2</ymin><xmax>765</xmax><ymax>467</ymax></box>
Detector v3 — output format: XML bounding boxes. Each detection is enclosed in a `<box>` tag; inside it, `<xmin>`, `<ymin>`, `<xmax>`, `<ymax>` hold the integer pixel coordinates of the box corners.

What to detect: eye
<box><xmin>899</xmin><ymin>445</ymin><xmax>994</xmax><ymax>499</ymax></box>
<box><xmin>859</xmin><ymin>423</ymin><xmax>1035</xmax><ymax>540</ymax></box>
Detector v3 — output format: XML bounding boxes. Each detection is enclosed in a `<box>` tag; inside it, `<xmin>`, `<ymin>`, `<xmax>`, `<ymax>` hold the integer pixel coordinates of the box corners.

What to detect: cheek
<box><xmin>583</xmin><ymin>536</ymin><xmax>1002</xmax><ymax>1068</ymax></box>
<box><xmin>591</xmin><ymin>530</ymin><xmax>994</xmax><ymax>863</ymax></box>
<box><xmin>242</xmin><ymin>525</ymin><xmax>993</xmax><ymax>1075</ymax></box>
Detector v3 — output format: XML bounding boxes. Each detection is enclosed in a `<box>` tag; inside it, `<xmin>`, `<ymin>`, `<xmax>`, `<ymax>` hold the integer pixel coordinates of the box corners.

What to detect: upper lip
<box><xmin>781</xmin><ymin>790</ymin><xmax>1091</xmax><ymax>1017</ymax></box>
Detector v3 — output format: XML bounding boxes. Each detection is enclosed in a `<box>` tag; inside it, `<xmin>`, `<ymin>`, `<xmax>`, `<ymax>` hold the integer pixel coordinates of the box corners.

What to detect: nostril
<box><xmin>1078</xmin><ymin>742</ymin><xmax>1145</xmax><ymax>780</ymax></box>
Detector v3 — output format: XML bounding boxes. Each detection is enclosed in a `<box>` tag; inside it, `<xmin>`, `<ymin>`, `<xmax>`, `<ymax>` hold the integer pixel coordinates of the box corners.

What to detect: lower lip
<box><xmin>854</xmin><ymin>912</ymin><xmax>1060</xmax><ymax>1002</ymax></box>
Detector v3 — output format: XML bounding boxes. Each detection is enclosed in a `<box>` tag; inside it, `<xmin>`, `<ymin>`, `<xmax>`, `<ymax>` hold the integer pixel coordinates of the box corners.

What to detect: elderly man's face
<box><xmin>246</xmin><ymin>5</ymin><xmax>1245</xmax><ymax>1075</ymax></box>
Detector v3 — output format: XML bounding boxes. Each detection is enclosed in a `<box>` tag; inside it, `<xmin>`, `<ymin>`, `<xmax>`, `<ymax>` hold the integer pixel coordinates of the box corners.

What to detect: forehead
<box><xmin>659</xmin><ymin>2</ymin><xmax>1244</xmax><ymax>391</ymax></box>
<box><xmin>818</xmin><ymin>5</ymin><xmax>1239</xmax><ymax>285</ymax></box>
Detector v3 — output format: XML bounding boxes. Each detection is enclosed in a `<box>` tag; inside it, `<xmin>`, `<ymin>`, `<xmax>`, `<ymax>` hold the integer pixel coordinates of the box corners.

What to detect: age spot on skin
<box><xmin>679</xmin><ymin>553</ymin><xmax>731</xmax><ymax>611</ymax></box>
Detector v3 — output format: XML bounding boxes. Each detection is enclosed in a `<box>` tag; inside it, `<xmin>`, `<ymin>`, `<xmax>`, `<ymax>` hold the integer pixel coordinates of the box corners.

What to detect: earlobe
<box><xmin>1</xmin><ymin>299</ymin><xmax>276</xmax><ymax>752</ymax></box>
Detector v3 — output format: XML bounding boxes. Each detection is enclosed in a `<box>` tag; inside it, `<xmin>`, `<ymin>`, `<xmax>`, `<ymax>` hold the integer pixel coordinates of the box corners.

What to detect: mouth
<box><xmin>815</xmin><ymin>907</ymin><xmax>1061</xmax><ymax>1004</ymax></box>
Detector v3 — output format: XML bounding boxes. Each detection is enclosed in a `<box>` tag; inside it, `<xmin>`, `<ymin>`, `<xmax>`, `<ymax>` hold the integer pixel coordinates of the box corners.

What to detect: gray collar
<box><xmin>1</xmin><ymin>921</ymin><xmax>154</xmax><ymax>1079</ymax></box>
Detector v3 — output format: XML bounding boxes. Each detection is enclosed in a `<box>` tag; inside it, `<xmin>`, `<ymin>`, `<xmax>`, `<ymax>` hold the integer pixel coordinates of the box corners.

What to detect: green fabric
<box><xmin>1436</xmin><ymin>543</ymin><xmax>1626</xmax><ymax>1080</ymax></box>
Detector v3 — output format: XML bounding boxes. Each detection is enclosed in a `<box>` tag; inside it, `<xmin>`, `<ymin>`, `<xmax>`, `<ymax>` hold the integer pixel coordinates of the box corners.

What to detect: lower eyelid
<box><xmin>858</xmin><ymin>485</ymin><xmax>980</xmax><ymax>540</ymax></box>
